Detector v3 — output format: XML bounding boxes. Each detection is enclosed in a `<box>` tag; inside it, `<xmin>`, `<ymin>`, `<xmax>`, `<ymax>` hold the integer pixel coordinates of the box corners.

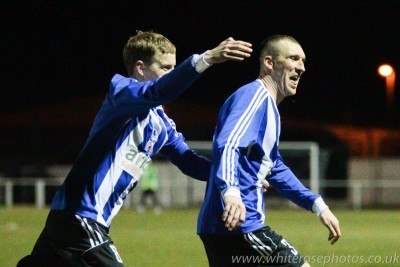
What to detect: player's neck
<box><xmin>259</xmin><ymin>75</ymin><xmax>279</xmax><ymax>104</ymax></box>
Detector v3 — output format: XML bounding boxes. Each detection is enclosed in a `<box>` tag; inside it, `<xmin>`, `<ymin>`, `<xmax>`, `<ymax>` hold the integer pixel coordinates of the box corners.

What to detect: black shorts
<box><xmin>17</xmin><ymin>210</ymin><xmax>124</xmax><ymax>267</ymax></box>
<box><xmin>200</xmin><ymin>226</ymin><xmax>306</xmax><ymax>267</ymax></box>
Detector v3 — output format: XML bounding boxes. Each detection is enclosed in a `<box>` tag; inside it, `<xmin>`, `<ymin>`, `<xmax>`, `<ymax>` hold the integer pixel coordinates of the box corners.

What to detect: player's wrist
<box><xmin>193</xmin><ymin>51</ymin><xmax>213</xmax><ymax>73</ymax></box>
<box><xmin>221</xmin><ymin>186</ymin><xmax>241</xmax><ymax>200</ymax></box>
<box><xmin>312</xmin><ymin>197</ymin><xmax>329</xmax><ymax>216</ymax></box>
<box><xmin>202</xmin><ymin>50</ymin><xmax>215</xmax><ymax>65</ymax></box>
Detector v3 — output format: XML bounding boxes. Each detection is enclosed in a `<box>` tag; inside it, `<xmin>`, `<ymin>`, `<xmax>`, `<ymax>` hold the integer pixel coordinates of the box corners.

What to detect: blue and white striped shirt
<box><xmin>197</xmin><ymin>79</ymin><xmax>320</xmax><ymax>234</ymax></box>
<box><xmin>51</xmin><ymin>56</ymin><xmax>210</xmax><ymax>228</ymax></box>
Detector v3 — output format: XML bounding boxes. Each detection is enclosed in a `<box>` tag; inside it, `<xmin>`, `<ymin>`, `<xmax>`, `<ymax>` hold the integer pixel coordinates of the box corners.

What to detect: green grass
<box><xmin>1</xmin><ymin>207</ymin><xmax>399</xmax><ymax>266</ymax></box>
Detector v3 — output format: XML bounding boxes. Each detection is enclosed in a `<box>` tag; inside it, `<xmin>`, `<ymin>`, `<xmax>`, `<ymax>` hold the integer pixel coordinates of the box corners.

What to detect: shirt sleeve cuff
<box><xmin>221</xmin><ymin>186</ymin><xmax>242</xmax><ymax>199</ymax></box>
<box><xmin>312</xmin><ymin>197</ymin><xmax>329</xmax><ymax>216</ymax></box>
<box><xmin>192</xmin><ymin>51</ymin><xmax>213</xmax><ymax>73</ymax></box>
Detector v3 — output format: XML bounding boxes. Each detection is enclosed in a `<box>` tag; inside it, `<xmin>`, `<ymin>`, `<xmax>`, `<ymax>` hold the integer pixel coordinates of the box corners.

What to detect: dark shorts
<box><xmin>17</xmin><ymin>210</ymin><xmax>124</xmax><ymax>267</ymax></box>
<box><xmin>200</xmin><ymin>226</ymin><xmax>306</xmax><ymax>267</ymax></box>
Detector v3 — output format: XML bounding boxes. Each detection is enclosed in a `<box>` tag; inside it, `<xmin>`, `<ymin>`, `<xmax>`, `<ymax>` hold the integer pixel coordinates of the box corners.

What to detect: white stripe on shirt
<box><xmin>95</xmin><ymin>117</ymin><xmax>148</xmax><ymax>226</ymax></box>
<box><xmin>222</xmin><ymin>86</ymin><xmax>269</xmax><ymax>186</ymax></box>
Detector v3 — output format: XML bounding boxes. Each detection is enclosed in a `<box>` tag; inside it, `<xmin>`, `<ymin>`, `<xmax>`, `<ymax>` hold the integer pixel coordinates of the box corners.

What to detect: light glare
<box><xmin>378</xmin><ymin>64</ymin><xmax>393</xmax><ymax>77</ymax></box>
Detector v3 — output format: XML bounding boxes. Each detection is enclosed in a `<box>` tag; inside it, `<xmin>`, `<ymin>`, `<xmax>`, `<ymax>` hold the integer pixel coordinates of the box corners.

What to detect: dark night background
<box><xmin>1</xmin><ymin>1</ymin><xmax>400</xmax><ymax>171</ymax></box>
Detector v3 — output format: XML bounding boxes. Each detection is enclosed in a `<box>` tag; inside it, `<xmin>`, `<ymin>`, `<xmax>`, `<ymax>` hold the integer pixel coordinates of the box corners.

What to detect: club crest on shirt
<box><xmin>145</xmin><ymin>111</ymin><xmax>162</xmax><ymax>154</ymax></box>
<box><xmin>144</xmin><ymin>128</ymin><xmax>158</xmax><ymax>154</ymax></box>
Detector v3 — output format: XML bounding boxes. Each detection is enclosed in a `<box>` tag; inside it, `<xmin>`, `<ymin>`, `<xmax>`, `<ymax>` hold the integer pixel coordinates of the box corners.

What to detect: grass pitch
<box><xmin>1</xmin><ymin>207</ymin><xmax>399</xmax><ymax>266</ymax></box>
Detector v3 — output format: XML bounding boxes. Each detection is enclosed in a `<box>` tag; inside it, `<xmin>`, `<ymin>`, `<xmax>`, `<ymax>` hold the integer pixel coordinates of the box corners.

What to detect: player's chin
<box><xmin>284</xmin><ymin>87</ymin><xmax>297</xmax><ymax>96</ymax></box>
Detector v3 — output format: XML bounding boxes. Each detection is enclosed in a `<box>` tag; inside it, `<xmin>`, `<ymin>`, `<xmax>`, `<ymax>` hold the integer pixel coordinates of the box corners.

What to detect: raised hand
<box><xmin>205</xmin><ymin>37</ymin><xmax>252</xmax><ymax>64</ymax></box>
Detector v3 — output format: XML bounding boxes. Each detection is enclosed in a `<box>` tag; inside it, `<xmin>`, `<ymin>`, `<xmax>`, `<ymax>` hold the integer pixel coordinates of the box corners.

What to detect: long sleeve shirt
<box><xmin>197</xmin><ymin>79</ymin><xmax>320</xmax><ymax>234</ymax></box>
<box><xmin>51</xmin><ymin>55</ymin><xmax>210</xmax><ymax>228</ymax></box>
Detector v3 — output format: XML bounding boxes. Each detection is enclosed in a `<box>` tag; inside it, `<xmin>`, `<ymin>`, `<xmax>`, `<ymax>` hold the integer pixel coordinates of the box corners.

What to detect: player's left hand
<box><xmin>319</xmin><ymin>208</ymin><xmax>341</xmax><ymax>245</ymax></box>
<box><xmin>261</xmin><ymin>179</ymin><xmax>270</xmax><ymax>192</ymax></box>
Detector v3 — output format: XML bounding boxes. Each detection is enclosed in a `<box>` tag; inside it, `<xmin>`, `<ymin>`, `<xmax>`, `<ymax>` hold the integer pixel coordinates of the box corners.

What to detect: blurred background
<box><xmin>1</xmin><ymin>1</ymin><xmax>399</xmax><ymax>209</ymax></box>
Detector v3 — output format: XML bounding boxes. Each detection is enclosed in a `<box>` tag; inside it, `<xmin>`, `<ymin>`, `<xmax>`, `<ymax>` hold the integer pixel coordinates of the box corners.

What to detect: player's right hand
<box><xmin>222</xmin><ymin>195</ymin><xmax>246</xmax><ymax>231</ymax></box>
<box><xmin>205</xmin><ymin>37</ymin><xmax>252</xmax><ymax>64</ymax></box>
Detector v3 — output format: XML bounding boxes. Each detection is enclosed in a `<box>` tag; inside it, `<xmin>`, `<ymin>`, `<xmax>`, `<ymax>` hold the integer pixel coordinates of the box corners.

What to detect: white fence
<box><xmin>1</xmin><ymin>176</ymin><xmax>400</xmax><ymax>211</ymax></box>
<box><xmin>0</xmin><ymin>177</ymin><xmax>64</xmax><ymax>209</ymax></box>
<box><xmin>1</xmin><ymin>141</ymin><xmax>399</xmax><ymax>210</ymax></box>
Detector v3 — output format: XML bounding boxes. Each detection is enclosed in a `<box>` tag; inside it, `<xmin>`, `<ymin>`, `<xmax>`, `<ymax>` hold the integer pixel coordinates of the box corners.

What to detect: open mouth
<box><xmin>289</xmin><ymin>75</ymin><xmax>299</xmax><ymax>88</ymax></box>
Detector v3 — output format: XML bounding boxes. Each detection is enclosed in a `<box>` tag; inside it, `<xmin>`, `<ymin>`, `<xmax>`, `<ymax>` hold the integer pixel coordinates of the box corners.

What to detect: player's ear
<box><xmin>135</xmin><ymin>60</ymin><xmax>146</xmax><ymax>77</ymax></box>
<box><xmin>264</xmin><ymin>56</ymin><xmax>274</xmax><ymax>70</ymax></box>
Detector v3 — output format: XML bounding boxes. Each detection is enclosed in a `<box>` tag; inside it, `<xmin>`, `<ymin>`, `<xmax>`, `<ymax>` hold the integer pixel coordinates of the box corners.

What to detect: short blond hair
<box><xmin>123</xmin><ymin>30</ymin><xmax>176</xmax><ymax>77</ymax></box>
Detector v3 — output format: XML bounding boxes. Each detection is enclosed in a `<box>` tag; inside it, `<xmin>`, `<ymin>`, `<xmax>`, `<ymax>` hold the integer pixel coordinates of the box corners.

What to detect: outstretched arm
<box><xmin>110</xmin><ymin>37</ymin><xmax>252</xmax><ymax>114</ymax></box>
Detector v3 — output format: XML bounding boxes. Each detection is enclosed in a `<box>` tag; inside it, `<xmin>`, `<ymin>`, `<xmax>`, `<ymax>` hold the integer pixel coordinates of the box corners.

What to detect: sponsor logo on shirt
<box><xmin>117</xmin><ymin>145</ymin><xmax>151</xmax><ymax>179</ymax></box>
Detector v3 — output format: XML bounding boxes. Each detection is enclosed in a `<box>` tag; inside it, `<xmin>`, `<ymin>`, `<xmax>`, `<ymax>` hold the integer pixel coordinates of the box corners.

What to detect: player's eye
<box><xmin>162</xmin><ymin>65</ymin><xmax>173</xmax><ymax>71</ymax></box>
